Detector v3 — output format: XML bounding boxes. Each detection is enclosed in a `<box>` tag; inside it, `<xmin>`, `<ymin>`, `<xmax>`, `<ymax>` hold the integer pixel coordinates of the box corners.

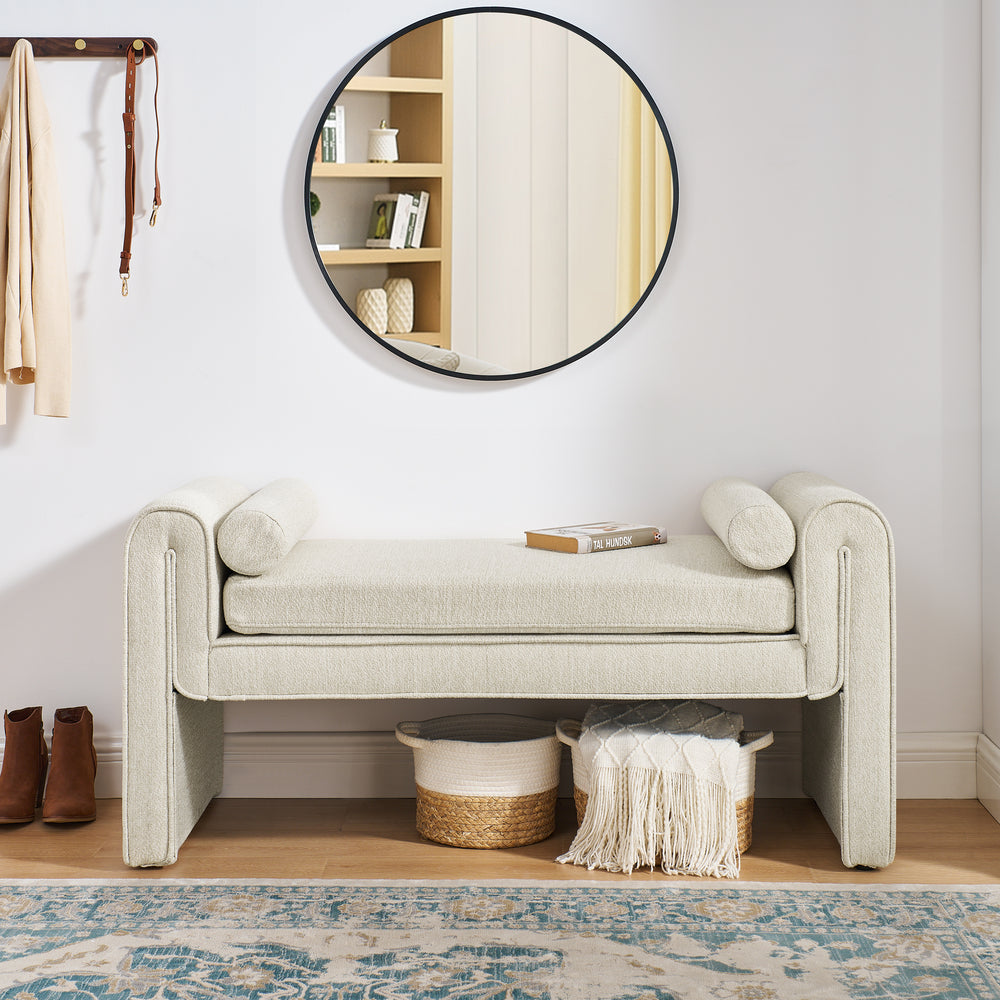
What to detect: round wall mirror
<box><xmin>305</xmin><ymin>7</ymin><xmax>678</xmax><ymax>380</ymax></box>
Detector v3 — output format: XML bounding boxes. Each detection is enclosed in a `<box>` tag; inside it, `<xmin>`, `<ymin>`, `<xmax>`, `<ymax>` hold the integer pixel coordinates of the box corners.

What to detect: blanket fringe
<box><xmin>557</xmin><ymin>767</ymin><xmax>740</xmax><ymax>878</ymax></box>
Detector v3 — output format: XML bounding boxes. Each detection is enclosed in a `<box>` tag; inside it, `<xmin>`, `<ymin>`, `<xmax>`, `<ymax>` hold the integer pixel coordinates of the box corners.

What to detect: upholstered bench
<box><xmin>122</xmin><ymin>472</ymin><xmax>895</xmax><ymax>869</ymax></box>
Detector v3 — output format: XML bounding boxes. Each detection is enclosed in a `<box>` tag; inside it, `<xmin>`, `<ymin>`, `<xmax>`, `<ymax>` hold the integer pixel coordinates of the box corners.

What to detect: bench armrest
<box><xmin>122</xmin><ymin>478</ymin><xmax>249</xmax><ymax>866</ymax></box>
<box><xmin>769</xmin><ymin>472</ymin><xmax>895</xmax><ymax>699</ymax></box>
<box><xmin>124</xmin><ymin>478</ymin><xmax>250</xmax><ymax>696</ymax></box>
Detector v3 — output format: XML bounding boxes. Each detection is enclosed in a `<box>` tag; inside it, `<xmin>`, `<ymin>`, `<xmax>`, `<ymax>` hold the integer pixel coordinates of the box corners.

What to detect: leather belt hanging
<box><xmin>120</xmin><ymin>41</ymin><xmax>161</xmax><ymax>297</ymax></box>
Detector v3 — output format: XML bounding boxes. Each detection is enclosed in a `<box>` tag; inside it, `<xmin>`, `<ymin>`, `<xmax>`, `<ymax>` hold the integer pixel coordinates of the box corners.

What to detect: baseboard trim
<box><xmin>52</xmin><ymin>729</ymin><xmax>985</xmax><ymax>800</ymax></box>
<box><xmin>978</xmin><ymin>733</ymin><xmax>1000</xmax><ymax>823</ymax></box>
<box><xmin>94</xmin><ymin>740</ymin><xmax>124</xmax><ymax>799</ymax></box>
<box><xmin>897</xmin><ymin>732</ymin><xmax>980</xmax><ymax>798</ymax></box>
<box><xmin>220</xmin><ymin>732</ymin><xmax>417</xmax><ymax>798</ymax></box>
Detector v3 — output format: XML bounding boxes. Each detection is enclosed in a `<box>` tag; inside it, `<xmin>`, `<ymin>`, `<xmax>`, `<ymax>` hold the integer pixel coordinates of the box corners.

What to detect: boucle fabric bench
<box><xmin>122</xmin><ymin>472</ymin><xmax>895</xmax><ymax>869</ymax></box>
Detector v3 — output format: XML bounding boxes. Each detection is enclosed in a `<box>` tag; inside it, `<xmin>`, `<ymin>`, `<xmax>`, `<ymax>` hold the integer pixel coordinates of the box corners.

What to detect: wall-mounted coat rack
<box><xmin>0</xmin><ymin>35</ymin><xmax>161</xmax><ymax>295</ymax></box>
<box><xmin>0</xmin><ymin>37</ymin><xmax>157</xmax><ymax>58</ymax></box>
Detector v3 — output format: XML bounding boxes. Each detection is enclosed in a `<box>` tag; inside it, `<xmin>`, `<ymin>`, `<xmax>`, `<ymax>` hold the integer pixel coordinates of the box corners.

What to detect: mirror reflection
<box><xmin>306</xmin><ymin>10</ymin><xmax>677</xmax><ymax>379</ymax></box>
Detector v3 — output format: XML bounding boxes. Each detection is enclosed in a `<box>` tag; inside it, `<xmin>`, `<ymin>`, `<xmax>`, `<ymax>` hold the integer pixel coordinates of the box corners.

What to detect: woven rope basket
<box><xmin>557</xmin><ymin>719</ymin><xmax>773</xmax><ymax>854</ymax></box>
<box><xmin>395</xmin><ymin>714</ymin><xmax>562</xmax><ymax>849</ymax></box>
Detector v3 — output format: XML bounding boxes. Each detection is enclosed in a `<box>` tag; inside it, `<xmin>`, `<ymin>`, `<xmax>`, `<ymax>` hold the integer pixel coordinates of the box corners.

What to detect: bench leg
<box><xmin>802</xmin><ymin>688</ymin><xmax>896</xmax><ymax>868</ymax></box>
<box><xmin>123</xmin><ymin>686</ymin><xmax>223</xmax><ymax>868</ymax></box>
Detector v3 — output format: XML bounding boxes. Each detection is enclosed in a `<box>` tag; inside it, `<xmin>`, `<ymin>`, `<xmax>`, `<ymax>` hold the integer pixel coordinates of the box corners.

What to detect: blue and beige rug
<box><xmin>0</xmin><ymin>880</ymin><xmax>998</xmax><ymax>999</ymax></box>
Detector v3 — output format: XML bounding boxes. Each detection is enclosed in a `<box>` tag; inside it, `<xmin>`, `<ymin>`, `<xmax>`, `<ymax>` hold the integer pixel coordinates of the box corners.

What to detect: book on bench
<box><xmin>525</xmin><ymin>522</ymin><xmax>667</xmax><ymax>554</ymax></box>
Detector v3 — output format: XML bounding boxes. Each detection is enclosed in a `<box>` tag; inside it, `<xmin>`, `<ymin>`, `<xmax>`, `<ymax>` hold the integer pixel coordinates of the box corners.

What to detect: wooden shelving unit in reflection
<box><xmin>319</xmin><ymin>248</ymin><xmax>442</xmax><ymax>265</ymax></box>
<box><xmin>311</xmin><ymin>163</ymin><xmax>444</xmax><ymax>179</ymax></box>
<box><xmin>313</xmin><ymin>20</ymin><xmax>453</xmax><ymax>350</ymax></box>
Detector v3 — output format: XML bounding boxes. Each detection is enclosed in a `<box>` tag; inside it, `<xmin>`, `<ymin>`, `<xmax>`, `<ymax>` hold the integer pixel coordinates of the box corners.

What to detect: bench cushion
<box><xmin>200</xmin><ymin>633</ymin><xmax>807</xmax><ymax>700</ymax></box>
<box><xmin>222</xmin><ymin>535</ymin><xmax>795</xmax><ymax>636</ymax></box>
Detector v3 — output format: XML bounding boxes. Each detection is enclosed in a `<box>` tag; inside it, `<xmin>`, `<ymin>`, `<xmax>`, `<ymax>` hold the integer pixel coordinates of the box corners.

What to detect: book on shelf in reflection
<box><xmin>364</xmin><ymin>191</ymin><xmax>430</xmax><ymax>250</ymax></box>
<box><xmin>525</xmin><ymin>521</ymin><xmax>667</xmax><ymax>554</ymax></box>
<box><xmin>403</xmin><ymin>191</ymin><xmax>429</xmax><ymax>248</ymax></box>
<box><xmin>317</xmin><ymin>105</ymin><xmax>346</xmax><ymax>163</ymax></box>
<box><xmin>365</xmin><ymin>193</ymin><xmax>412</xmax><ymax>248</ymax></box>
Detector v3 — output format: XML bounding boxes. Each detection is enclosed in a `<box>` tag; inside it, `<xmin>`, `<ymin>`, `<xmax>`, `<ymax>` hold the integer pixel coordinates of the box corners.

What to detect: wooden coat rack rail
<box><xmin>0</xmin><ymin>37</ymin><xmax>157</xmax><ymax>58</ymax></box>
<box><xmin>0</xmin><ymin>34</ymin><xmax>161</xmax><ymax>297</ymax></box>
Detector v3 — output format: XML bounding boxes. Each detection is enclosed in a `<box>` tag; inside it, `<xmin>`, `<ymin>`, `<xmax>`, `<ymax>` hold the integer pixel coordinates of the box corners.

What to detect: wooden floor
<box><xmin>0</xmin><ymin>798</ymin><xmax>997</xmax><ymax>883</ymax></box>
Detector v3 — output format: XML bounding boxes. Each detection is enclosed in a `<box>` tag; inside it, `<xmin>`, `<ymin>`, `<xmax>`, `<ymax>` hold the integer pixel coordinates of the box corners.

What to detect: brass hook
<box><xmin>149</xmin><ymin>204</ymin><xmax>158</xmax><ymax>227</ymax></box>
<box><xmin>121</xmin><ymin>274</ymin><xmax>129</xmax><ymax>297</ymax></box>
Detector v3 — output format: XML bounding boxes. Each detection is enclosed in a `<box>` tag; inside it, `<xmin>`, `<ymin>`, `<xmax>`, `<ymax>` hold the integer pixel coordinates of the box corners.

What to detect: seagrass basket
<box><xmin>395</xmin><ymin>714</ymin><xmax>562</xmax><ymax>849</ymax></box>
<box><xmin>556</xmin><ymin>719</ymin><xmax>773</xmax><ymax>853</ymax></box>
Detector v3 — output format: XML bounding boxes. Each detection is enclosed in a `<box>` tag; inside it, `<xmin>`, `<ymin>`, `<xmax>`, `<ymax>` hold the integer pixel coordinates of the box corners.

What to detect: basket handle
<box><xmin>741</xmin><ymin>730</ymin><xmax>775</xmax><ymax>754</ymax></box>
<box><xmin>556</xmin><ymin>718</ymin><xmax>582</xmax><ymax>748</ymax></box>
<box><xmin>394</xmin><ymin>722</ymin><xmax>426</xmax><ymax>749</ymax></box>
<box><xmin>556</xmin><ymin>721</ymin><xmax>774</xmax><ymax>754</ymax></box>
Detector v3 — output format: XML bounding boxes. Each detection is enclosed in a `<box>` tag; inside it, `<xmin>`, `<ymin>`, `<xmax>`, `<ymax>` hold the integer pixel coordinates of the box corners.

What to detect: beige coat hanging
<box><xmin>0</xmin><ymin>38</ymin><xmax>71</xmax><ymax>424</ymax></box>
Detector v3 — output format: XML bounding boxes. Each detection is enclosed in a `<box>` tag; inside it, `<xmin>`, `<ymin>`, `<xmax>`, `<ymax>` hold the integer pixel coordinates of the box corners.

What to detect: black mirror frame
<box><xmin>304</xmin><ymin>5</ymin><xmax>679</xmax><ymax>381</ymax></box>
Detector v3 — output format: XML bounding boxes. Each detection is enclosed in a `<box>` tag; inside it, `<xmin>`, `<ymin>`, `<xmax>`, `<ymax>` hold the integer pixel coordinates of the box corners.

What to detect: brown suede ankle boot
<box><xmin>42</xmin><ymin>707</ymin><xmax>97</xmax><ymax>824</ymax></box>
<box><xmin>0</xmin><ymin>707</ymin><xmax>49</xmax><ymax>824</ymax></box>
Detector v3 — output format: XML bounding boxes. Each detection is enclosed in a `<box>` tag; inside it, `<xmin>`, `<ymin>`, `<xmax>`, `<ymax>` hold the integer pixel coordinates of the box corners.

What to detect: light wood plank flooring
<box><xmin>0</xmin><ymin>799</ymin><xmax>997</xmax><ymax>883</ymax></box>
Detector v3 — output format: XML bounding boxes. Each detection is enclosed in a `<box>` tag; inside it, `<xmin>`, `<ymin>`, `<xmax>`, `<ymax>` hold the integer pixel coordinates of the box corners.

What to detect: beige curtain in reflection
<box><xmin>616</xmin><ymin>75</ymin><xmax>672</xmax><ymax>320</ymax></box>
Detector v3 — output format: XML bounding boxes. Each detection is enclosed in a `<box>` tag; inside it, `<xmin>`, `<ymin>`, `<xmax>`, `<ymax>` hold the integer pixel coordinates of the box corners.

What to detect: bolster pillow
<box><xmin>218</xmin><ymin>478</ymin><xmax>318</xmax><ymax>576</ymax></box>
<box><xmin>700</xmin><ymin>477</ymin><xmax>796</xmax><ymax>571</ymax></box>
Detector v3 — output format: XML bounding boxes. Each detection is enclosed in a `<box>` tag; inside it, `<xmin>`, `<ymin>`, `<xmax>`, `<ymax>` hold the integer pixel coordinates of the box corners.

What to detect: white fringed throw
<box><xmin>558</xmin><ymin>701</ymin><xmax>744</xmax><ymax>878</ymax></box>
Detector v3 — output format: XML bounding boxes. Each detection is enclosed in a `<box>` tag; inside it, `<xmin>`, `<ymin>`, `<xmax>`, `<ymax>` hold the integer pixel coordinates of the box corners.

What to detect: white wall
<box><xmin>984</xmin><ymin>0</ymin><xmax>1000</xmax><ymax>748</ymax></box>
<box><xmin>0</xmin><ymin>1</ymin><xmax>982</xmax><ymax>790</ymax></box>
<box><xmin>981</xmin><ymin>0</ymin><xmax>1000</xmax><ymax>817</ymax></box>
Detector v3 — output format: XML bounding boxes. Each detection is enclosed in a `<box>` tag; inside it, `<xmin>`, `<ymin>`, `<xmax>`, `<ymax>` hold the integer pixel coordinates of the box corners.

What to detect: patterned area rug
<box><xmin>0</xmin><ymin>880</ymin><xmax>998</xmax><ymax>999</ymax></box>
